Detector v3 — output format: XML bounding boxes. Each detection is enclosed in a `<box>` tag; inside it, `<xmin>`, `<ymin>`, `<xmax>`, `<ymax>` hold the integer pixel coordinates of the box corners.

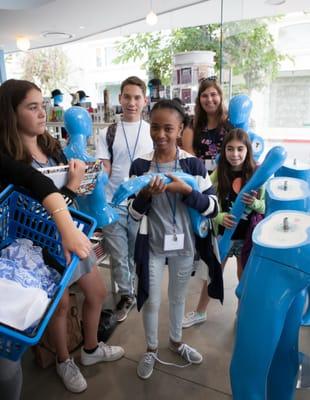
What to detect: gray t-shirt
<box><xmin>148</xmin><ymin>160</ymin><xmax>195</xmax><ymax>257</ymax></box>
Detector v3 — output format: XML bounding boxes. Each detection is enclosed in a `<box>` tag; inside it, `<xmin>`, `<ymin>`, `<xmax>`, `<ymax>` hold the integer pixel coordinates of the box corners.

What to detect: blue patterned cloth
<box><xmin>0</xmin><ymin>239</ymin><xmax>61</xmax><ymax>297</ymax></box>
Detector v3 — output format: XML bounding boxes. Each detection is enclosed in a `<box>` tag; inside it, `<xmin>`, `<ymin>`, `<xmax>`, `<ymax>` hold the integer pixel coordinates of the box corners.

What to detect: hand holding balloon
<box><xmin>219</xmin><ymin>146</ymin><xmax>287</xmax><ymax>261</ymax></box>
<box><xmin>165</xmin><ymin>173</ymin><xmax>193</xmax><ymax>196</ymax></box>
<box><xmin>242</xmin><ymin>190</ymin><xmax>257</xmax><ymax>206</ymax></box>
<box><xmin>222</xmin><ymin>213</ymin><xmax>236</xmax><ymax>229</ymax></box>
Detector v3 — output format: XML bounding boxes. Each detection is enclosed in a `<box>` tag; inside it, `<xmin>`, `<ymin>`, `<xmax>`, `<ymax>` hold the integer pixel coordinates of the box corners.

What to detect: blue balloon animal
<box><xmin>228</xmin><ymin>94</ymin><xmax>265</xmax><ymax>161</ymax></box>
<box><xmin>112</xmin><ymin>172</ymin><xmax>210</xmax><ymax>238</ymax></box>
<box><xmin>218</xmin><ymin>146</ymin><xmax>287</xmax><ymax>261</ymax></box>
<box><xmin>63</xmin><ymin>106</ymin><xmax>119</xmax><ymax>227</ymax></box>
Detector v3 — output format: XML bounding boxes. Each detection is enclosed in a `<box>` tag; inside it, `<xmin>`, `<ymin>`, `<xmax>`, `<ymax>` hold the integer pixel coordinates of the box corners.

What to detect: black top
<box><xmin>218</xmin><ymin>169</ymin><xmax>252</xmax><ymax>240</ymax></box>
<box><xmin>0</xmin><ymin>150</ymin><xmax>59</xmax><ymax>202</ymax></box>
<box><xmin>194</xmin><ymin>121</ymin><xmax>233</xmax><ymax>162</ymax></box>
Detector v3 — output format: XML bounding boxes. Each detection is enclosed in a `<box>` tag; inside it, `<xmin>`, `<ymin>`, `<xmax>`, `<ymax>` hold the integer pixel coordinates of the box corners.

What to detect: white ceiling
<box><xmin>1</xmin><ymin>0</ymin><xmax>310</xmax><ymax>53</ymax></box>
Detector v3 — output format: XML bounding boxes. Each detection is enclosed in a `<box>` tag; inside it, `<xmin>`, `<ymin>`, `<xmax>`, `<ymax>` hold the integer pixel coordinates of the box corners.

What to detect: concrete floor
<box><xmin>22</xmin><ymin>259</ymin><xmax>310</xmax><ymax>399</ymax></box>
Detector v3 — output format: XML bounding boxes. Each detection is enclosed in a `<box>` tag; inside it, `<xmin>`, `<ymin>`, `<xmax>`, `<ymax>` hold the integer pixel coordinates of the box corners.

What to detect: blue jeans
<box><xmin>143</xmin><ymin>253</ymin><xmax>194</xmax><ymax>350</ymax></box>
<box><xmin>102</xmin><ymin>206</ymin><xmax>139</xmax><ymax>296</ymax></box>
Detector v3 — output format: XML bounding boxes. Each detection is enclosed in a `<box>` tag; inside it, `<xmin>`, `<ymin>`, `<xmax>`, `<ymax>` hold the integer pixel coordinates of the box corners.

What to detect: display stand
<box><xmin>172</xmin><ymin>51</ymin><xmax>215</xmax><ymax>110</ymax></box>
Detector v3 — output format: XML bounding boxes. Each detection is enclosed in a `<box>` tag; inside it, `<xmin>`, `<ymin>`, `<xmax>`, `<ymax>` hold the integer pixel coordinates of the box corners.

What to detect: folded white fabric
<box><xmin>0</xmin><ymin>278</ymin><xmax>50</xmax><ymax>331</ymax></box>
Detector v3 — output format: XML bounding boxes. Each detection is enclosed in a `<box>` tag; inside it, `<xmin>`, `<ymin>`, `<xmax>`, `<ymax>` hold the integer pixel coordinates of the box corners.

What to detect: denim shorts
<box><xmin>228</xmin><ymin>240</ymin><xmax>244</xmax><ymax>258</ymax></box>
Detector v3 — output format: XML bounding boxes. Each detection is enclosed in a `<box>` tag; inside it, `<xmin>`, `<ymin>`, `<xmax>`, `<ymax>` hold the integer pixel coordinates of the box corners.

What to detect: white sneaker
<box><xmin>80</xmin><ymin>341</ymin><xmax>125</xmax><ymax>366</ymax></box>
<box><xmin>56</xmin><ymin>358</ymin><xmax>87</xmax><ymax>393</ymax></box>
<box><xmin>182</xmin><ymin>311</ymin><xmax>207</xmax><ymax>328</ymax></box>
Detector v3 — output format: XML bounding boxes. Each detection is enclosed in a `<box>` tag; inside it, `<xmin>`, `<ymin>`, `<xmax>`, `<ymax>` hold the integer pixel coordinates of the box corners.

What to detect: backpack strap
<box><xmin>106</xmin><ymin>122</ymin><xmax>118</xmax><ymax>165</ymax></box>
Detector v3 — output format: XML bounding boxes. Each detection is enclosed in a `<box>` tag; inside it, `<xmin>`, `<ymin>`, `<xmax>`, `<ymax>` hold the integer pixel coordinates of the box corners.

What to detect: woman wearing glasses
<box><xmin>182</xmin><ymin>78</ymin><xmax>233</xmax><ymax>329</ymax></box>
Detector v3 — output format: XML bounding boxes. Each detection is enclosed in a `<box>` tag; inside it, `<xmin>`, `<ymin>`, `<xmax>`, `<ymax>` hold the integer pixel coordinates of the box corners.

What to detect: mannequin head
<box><xmin>77</xmin><ymin>90</ymin><xmax>89</xmax><ymax>104</ymax></box>
<box><xmin>51</xmin><ymin>89</ymin><xmax>64</xmax><ymax>107</ymax></box>
<box><xmin>228</xmin><ymin>94</ymin><xmax>253</xmax><ymax>131</ymax></box>
<box><xmin>64</xmin><ymin>106</ymin><xmax>92</xmax><ymax>139</ymax></box>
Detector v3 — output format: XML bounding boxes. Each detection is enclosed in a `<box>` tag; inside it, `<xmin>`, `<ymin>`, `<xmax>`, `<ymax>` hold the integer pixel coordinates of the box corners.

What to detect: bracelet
<box><xmin>51</xmin><ymin>206</ymin><xmax>68</xmax><ymax>217</ymax></box>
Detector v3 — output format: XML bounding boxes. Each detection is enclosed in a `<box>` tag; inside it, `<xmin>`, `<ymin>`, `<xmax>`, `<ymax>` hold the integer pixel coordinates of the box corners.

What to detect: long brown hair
<box><xmin>0</xmin><ymin>79</ymin><xmax>61</xmax><ymax>163</ymax></box>
<box><xmin>193</xmin><ymin>79</ymin><xmax>227</xmax><ymax>146</ymax></box>
<box><xmin>217</xmin><ymin>128</ymin><xmax>256</xmax><ymax>207</ymax></box>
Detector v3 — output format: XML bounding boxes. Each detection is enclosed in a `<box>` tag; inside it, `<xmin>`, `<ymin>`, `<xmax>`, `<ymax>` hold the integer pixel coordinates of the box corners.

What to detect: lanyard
<box><xmin>155</xmin><ymin>148</ymin><xmax>178</xmax><ymax>236</ymax></box>
<box><xmin>121</xmin><ymin>119</ymin><xmax>142</xmax><ymax>163</ymax></box>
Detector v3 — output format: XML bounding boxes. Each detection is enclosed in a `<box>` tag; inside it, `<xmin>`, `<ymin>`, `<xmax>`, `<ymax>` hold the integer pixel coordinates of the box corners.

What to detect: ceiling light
<box><xmin>41</xmin><ymin>31</ymin><xmax>74</xmax><ymax>39</ymax></box>
<box><xmin>146</xmin><ymin>0</ymin><xmax>158</xmax><ymax>26</ymax></box>
<box><xmin>265</xmin><ymin>0</ymin><xmax>286</xmax><ymax>5</ymax></box>
<box><xmin>16</xmin><ymin>37</ymin><xmax>30</xmax><ymax>51</ymax></box>
<box><xmin>146</xmin><ymin>11</ymin><xmax>158</xmax><ymax>25</ymax></box>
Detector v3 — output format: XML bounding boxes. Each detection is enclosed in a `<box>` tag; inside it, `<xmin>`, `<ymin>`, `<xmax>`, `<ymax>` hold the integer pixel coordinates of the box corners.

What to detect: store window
<box><xmin>96</xmin><ymin>48</ymin><xmax>103</xmax><ymax>68</ymax></box>
<box><xmin>105</xmin><ymin>46</ymin><xmax>118</xmax><ymax>67</ymax></box>
<box><xmin>220</xmin><ymin>10</ymin><xmax>310</xmax><ymax>143</ymax></box>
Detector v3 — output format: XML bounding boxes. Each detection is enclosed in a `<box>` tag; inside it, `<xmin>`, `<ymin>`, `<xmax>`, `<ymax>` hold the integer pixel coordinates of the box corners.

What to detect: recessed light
<box><xmin>41</xmin><ymin>31</ymin><xmax>74</xmax><ymax>39</ymax></box>
<box><xmin>16</xmin><ymin>37</ymin><xmax>30</xmax><ymax>51</ymax></box>
<box><xmin>79</xmin><ymin>26</ymin><xmax>85</xmax><ymax>30</ymax></box>
<box><xmin>265</xmin><ymin>0</ymin><xmax>286</xmax><ymax>5</ymax></box>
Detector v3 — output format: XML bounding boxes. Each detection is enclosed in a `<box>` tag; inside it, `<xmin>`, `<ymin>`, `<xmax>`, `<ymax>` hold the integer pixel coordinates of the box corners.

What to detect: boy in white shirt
<box><xmin>96</xmin><ymin>76</ymin><xmax>153</xmax><ymax>321</ymax></box>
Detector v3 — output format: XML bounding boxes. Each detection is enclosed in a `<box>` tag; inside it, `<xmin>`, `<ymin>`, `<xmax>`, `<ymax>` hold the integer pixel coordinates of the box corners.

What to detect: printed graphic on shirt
<box><xmin>195</xmin><ymin>127</ymin><xmax>226</xmax><ymax>161</ymax></box>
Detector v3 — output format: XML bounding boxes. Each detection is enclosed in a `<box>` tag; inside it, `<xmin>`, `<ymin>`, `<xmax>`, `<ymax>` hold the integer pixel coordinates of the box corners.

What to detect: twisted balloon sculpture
<box><xmin>219</xmin><ymin>146</ymin><xmax>287</xmax><ymax>261</ymax></box>
<box><xmin>112</xmin><ymin>171</ymin><xmax>210</xmax><ymax>238</ymax></box>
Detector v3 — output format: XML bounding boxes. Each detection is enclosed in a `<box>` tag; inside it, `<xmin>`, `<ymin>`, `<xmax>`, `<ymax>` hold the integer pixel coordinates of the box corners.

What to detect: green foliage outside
<box><xmin>114</xmin><ymin>19</ymin><xmax>287</xmax><ymax>93</ymax></box>
<box><xmin>222</xmin><ymin>19</ymin><xmax>286</xmax><ymax>92</ymax></box>
<box><xmin>21</xmin><ymin>47</ymin><xmax>70</xmax><ymax>95</ymax></box>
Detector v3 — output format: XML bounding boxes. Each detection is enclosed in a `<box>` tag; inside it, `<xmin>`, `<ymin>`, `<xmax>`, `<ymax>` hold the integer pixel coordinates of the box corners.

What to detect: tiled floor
<box><xmin>22</xmin><ymin>259</ymin><xmax>310</xmax><ymax>399</ymax></box>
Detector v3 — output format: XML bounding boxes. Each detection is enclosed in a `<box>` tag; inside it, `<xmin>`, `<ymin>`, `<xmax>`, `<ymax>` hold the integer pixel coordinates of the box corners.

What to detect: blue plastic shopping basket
<box><xmin>0</xmin><ymin>185</ymin><xmax>97</xmax><ymax>361</ymax></box>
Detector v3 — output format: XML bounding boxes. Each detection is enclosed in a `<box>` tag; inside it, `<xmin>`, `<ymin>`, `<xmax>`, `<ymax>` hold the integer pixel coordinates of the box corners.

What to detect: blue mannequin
<box><xmin>265</xmin><ymin>177</ymin><xmax>310</xmax><ymax>217</ymax></box>
<box><xmin>275</xmin><ymin>158</ymin><xmax>310</xmax><ymax>186</ymax></box>
<box><xmin>63</xmin><ymin>107</ymin><xmax>94</xmax><ymax>162</ymax></box>
<box><xmin>275</xmin><ymin>161</ymin><xmax>310</xmax><ymax>326</ymax></box>
<box><xmin>234</xmin><ymin>177</ymin><xmax>309</xmax><ymax>303</ymax></box>
<box><xmin>230</xmin><ymin>210</ymin><xmax>310</xmax><ymax>399</ymax></box>
<box><xmin>63</xmin><ymin>106</ymin><xmax>119</xmax><ymax>227</ymax></box>
<box><xmin>112</xmin><ymin>171</ymin><xmax>210</xmax><ymax>238</ymax></box>
<box><xmin>51</xmin><ymin>89</ymin><xmax>64</xmax><ymax>107</ymax></box>
<box><xmin>228</xmin><ymin>94</ymin><xmax>265</xmax><ymax>161</ymax></box>
<box><xmin>71</xmin><ymin>90</ymin><xmax>90</xmax><ymax>107</ymax></box>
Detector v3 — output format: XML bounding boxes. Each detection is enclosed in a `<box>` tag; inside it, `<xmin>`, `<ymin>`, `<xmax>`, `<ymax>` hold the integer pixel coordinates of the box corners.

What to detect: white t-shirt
<box><xmin>96</xmin><ymin>119</ymin><xmax>153</xmax><ymax>202</ymax></box>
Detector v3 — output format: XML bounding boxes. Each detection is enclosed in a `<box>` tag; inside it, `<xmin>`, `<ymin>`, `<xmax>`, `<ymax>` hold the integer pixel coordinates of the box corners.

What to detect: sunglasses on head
<box><xmin>199</xmin><ymin>76</ymin><xmax>217</xmax><ymax>84</ymax></box>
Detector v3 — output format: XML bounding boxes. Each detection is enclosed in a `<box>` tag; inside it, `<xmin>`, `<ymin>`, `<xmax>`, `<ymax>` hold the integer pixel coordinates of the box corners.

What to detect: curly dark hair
<box><xmin>150</xmin><ymin>99</ymin><xmax>186</xmax><ymax>124</ymax></box>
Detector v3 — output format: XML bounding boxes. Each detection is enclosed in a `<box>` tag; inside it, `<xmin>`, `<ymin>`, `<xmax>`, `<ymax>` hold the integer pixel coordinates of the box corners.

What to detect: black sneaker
<box><xmin>116</xmin><ymin>295</ymin><xmax>136</xmax><ymax>322</ymax></box>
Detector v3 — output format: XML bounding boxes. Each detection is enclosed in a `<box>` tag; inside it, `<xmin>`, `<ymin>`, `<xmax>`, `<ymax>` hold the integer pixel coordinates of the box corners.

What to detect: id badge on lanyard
<box><xmin>164</xmin><ymin>231</ymin><xmax>184</xmax><ymax>251</ymax></box>
<box><xmin>155</xmin><ymin>149</ymin><xmax>184</xmax><ymax>251</ymax></box>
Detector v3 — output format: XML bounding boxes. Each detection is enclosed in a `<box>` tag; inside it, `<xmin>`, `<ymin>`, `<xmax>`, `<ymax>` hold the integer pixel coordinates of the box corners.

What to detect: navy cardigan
<box><xmin>128</xmin><ymin>149</ymin><xmax>223</xmax><ymax>310</ymax></box>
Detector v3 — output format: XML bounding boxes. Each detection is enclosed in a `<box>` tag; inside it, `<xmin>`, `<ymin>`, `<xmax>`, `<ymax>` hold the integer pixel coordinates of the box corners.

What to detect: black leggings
<box><xmin>0</xmin><ymin>358</ymin><xmax>22</xmax><ymax>400</ymax></box>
